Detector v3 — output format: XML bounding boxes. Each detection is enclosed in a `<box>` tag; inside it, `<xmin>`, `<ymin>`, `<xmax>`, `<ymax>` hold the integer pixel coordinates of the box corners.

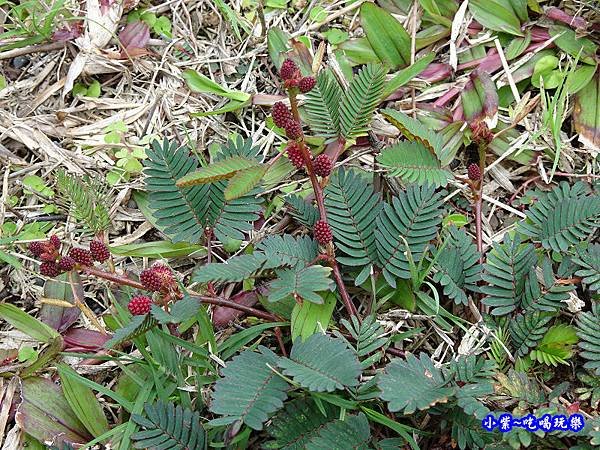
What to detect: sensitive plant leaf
<box><xmin>461</xmin><ymin>70</ymin><xmax>499</xmax><ymax>123</ymax></box>
<box><xmin>278</xmin><ymin>333</ymin><xmax>361</xmax><ymax>392</ymax></box>
<box><xmin>291</xmin><ymin>291</ymin><xmax>336</xmax><ymax>342</ymax></box>
<box><xmin>257</xmin><ymin>234</ymin><xmax>319</xmax><ymax>270</ymax></box>
<box><xmin>265</xmin><ymin>397</ymin><xmax>339</xmax><ymax>449</ymax></box>
<box><xmin>303</xmin><ymin>413</ymin><xmax>371</xmax><ymax>450</ymax></box>
<box><xmin>0</xmin><ymin>303</ymin><xmax>60</xmax><ymax>344</ymax></box>
<box><xmin>104</xmin><ymin>314</ymin><xmax>157</xmax><ymax>348</ymax></box>
<box><xmin>210</xmin><ymin>346</ymin><xmax>288</xmax><ymax>430</ymax></box>
<box><xmin>573</xmin><ymin>244</ymin><xmax>600</xmax><ymax>292</ymax></box>
<box><xmin>339</xmin><ymin>64</ymin><xmax>387</xmax><ymax>139</ymax></box>
<box><xmin>360</xmin><ymin>3</ymin><xmax>410</xmax><ymax>68</ymax></box>
<box><xmin>574</xmin><ymin>68</ymin><xmax>600</xmax><ymax>150</ymax></box>
<box><xmin>378</xmin><ymin>353</ymin><xmax>454</xmax><ymax>414</ymax></box>
<box><xmin>224</xmin><ymin>164</ymin><xmax>268</xmax><ymax>200</ymax></box>
<box><xmin>304</xmin><ymin>70</ymin><xmax>343</xmax><ymax>140</ymax></box>
<box><xmin>193</xmin><ymin>254</ymin><xmax>268</xmax><ymax>283</ymax></box>
<box><xmin>324</xmin><ymin>168</ymin><xmax>382</xmax><ymax>277</ymax></box>
<box><xmin>509</xmin><ymin>312</ymin><xmax>552</xmax><ymax>357</ymax></box>
<box><xmin>109</xmin><ymin>241</ymin><xmax>206</xmax><ymax>258</ymax></box>
<box><xmin>176</xmin><ymin>156</ymin><xmax>259</xmax><ymax>187</ymax></box>
<box><xmin>150</xmin><ymin>295</ymin><xmax>201</xmax><ymax>324</ymax></box>
<box><xmin>182</xmin><ymin>69</ymin><xmax>250</xmax><ymax>102</ymax></box>
<box><xmin>576</xmin><ymin>304</ymin><xmax>600</xmax><ymax>375</ymax></box>
<box><xmin>340</xmin><ymin>315</ymin><xmax>389</xmax><ymax>369</ymax></box>
<box><xmin>131</xmin><ymin>401</ymin><xmax>205</xmax><ymax>449</ymax></box>
<box><xmin>268</xmin><ymin>265</ymin><xmax>333</xmax><ymax>304</ymax></box>
<box><xmin>377</xmin><ymin>141</ymin><xmax>452</xmax><ymax>187</ymax></box>
<box><xmin>16</xmin><ymin>377</ymin><xmax>92</xmax><ymax>446</ymax></box>
<box><xmin>57</xmin><ymin>364</ymin><xmax>109</xmax><ymax>437</ymax></box>
<box><xmin>40</xmin><ymin>272</ymin><xmax>82</xmax><ymax>333</ymax></box>
<box><xmin>468</xmin><ymin>0</ymin><xmax>525</xmax><ymax>36</ymax></box>
<box><xmin>285</xmin><ymin>194</ymin><xmax>319</xmax><ymax>227</ymax></box>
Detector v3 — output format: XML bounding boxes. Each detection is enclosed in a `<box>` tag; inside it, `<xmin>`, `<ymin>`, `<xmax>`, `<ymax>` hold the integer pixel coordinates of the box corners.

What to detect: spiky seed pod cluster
<box><xmin>313</xmin><ymin>154</ymin><xmax>333</xmax><ymax>177</ymax></box>
<box><xmin>90</xmin><ymin>240</ymin><xmax>110</xmax><ymax>262</ymax></box>
<box><xmin>314</xmin><ymin>220</ymin><xmax>333</xmax><ymax>244</ymax></box>
<box><xmin>286</xmin><ymin>141</ymin><xmax>305</xmax><ymax>169</ymax></box>
<box><xmin>278</xmin><ymin>59</ymin><xmax>316</xmax><ymax>93</ymax></box>
<box><xmin>140</xmin><ymin>264</ymin><xmax>176</xmax><ymax>292</ymax></box>
<box><xmin>128</xmin><ymin>295</ymin><xmax>152</xmax><ymax>315</ymax></box>
<box><xmin>467</xmin><ymin>163</ymin><xmax>481</xmax><ymax>181</ymax></box>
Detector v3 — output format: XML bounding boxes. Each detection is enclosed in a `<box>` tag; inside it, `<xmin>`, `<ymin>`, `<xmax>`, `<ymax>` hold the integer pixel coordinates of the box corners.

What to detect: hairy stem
<box><xmin>288</xmin><ymin>92</ymin><xmax>358</xmax><ymax>320</ymax></box>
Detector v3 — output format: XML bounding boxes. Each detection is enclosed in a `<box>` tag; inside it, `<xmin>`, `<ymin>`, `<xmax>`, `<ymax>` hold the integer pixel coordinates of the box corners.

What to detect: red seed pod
<box><xmin>40</xmin><ymin>261</ymin><xmax>61</xmax><ymax>278</ymax></box>
<box><xmin>279</xmin><ymin>58</ymin><xmax>299</xmax><ymax>80</ymax></box>
<box><xmin>272</xmin><ymin>102</ymin><xmax>293</xmax><ymax>129</ymax></box>
<box><xmin>28</xmin><ymin>241</ymin><xmax>44</xmax><ymax>256</ymax></box>
<box><xmin>127</xmin><ymin>295</ymin><xmax>152</xmax><ymax>315</ymax></box>
<box><xmin>286</xmin><ymin>141</ymin><xmax>305</xmax><ymax>169</ymax></box>
<box><xmin>49</xmin><ymin>235</ymin><xmax>61</xmax><ymax>249</ymax></box>
<box><xmin>89</xmin><ymin>240</ymin><xmax>110</xmax><ymax>262</ymax></box>
<box><xmin>140</xmin><ymin>268</ymin><xmax>162</xmax><ymax>292</ymax></box>
<box><xmin>69</xmin><ymin>248</ymin><xmax>94</xmax><ymax>266</ymax></box>
<box><xmin>467</xmin><ymin>163</ymin><xmax>481</xmax><ymax>181</ymax></box>
<box><xmin>298</xmin><ymin>76</ymin><xmax>316</xmax><ymax>93</ymax></box>
<box><xmin>313</xmin><ymin>154</ymin><xmax>333</xmax><ymax>177</ymax></box>
<box><xmin>57</xmin><ymin>256</ymin><xmax>76</xmax><ymax>272</ymax></box>
<box><xmin>40</xmin><ymin>252</ymin><xmax>57</xmax><ymax>262</ymax></box>
<box><xmin>285</xmin><ymin>120</ymin><xmax>303</xmax><ymax>140</ymax></box>
<box><xmin>313</xmin><ymin>220</ymin><xmax>333</xmax><ymax>244</ymax></box>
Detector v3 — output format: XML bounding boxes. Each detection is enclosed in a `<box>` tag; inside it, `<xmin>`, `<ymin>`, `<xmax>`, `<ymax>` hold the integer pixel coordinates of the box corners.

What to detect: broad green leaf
<box><xmin>58</xmin><ymin>364</ymin><xmax>110</xmax><ymax>437</ymax></box>
<box><xmin>549</xmin><ymin>25</ymin><xmax>597</xmax><ymax>65</ymax></box>
<box><xmin>0</xmin><ymin>250</ymin><xmax>21</xmax><ymax>268</ymax></box>
<box><xmin>574</xmin><ymin>68</ymin><xmax>599</xmax><ymax>150</ymax></box>
<box><xmin>109</xmin><ymin>241</ymin><xmax>206</xmax><ymax>258</ymax></box>
<box><xmin>176</xmin><ymin>156</ymin><xmax>259</xmax><ymax>187</ymax></box>
<box><xmin>0</xmin><ymin>303</ymin><xmax>60</xmax><ymax>343</ymax></box>
<box><xmin>191</xmin><ymin>98</ymin><xmax>251</xmax><ymax>117</ymax></box>
<box><xmin>360</xmin><ymin>3</ymin><xmax>410</xmax><ymax>68</ymax></box>
<box><xmin>567</xmin><ymin>63</ymin><xmax>597</xmax><ymax>94</ymax></box>
<box><xmin>530</xmin><ymin>324</ymin><xmax>578</xmax><ymax>366</ymax></box>
<box><xmin>268</xmin><ymin>265</ymin><xmax>333</xmax><ymax>304</ymax></box>
<box><xmin>337</xmin><ymin>37</ymin><xmax>381</xmax><ymax>66</ymax></box>
<box><xmin>16</xmin><ymin>376</ymin><xmax>92</xmax><ymax>445</ymax></box>
<box><xmin>224</xmin><ymin>164</ymin><xmax>268</xmax><ymax>200</ymax></box>
<box><xmin>383</xmin><ymin>53</ymin><xmax>436</xmax><ymax>98</ymax></box>
<box><xmin>291</xmin><ymin>291</ymin><xmax>336</xmax><ymax>341</ymax></box>
<box><xmin>182</xmin><ymin>69</ymin><xmax>250</xmax><ymax>102</ymax></box>
<box><xmin>267</xmin><ymin>27</ymin><xmax>291</xmax><ymax>69</ymax></box>
<box><xmin>278</xmin><ymin>333</ymin><xmax>361</xmax><ymax>392</ymax></box>
<box><xmin>468</xmin><ymin>0</ymin><xmax>524</xmax><ymax>36</ymax></box>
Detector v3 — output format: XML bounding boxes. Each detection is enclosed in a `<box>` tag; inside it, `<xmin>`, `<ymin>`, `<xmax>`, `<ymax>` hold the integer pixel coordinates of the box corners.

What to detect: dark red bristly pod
<box><xmin>286</xmin><ymin>141</ymin><xmax>305</xmax><ymax>169</ymax></box>
<box><xmin>298</xmin><ymin>76</ymin><xmax>316</xmax><ymax>93</ymax></box>
<box><xmin>272</xmin><ymin>102</ymin><xmax>293</xmax><ymax>129</ymax></box>
<box><xmin>314</xmin><ymin>220</ymin><xmax>333</xmax><ymax>244</ymax></box>
<box><xmin>285</xmin><ymin>120</ymin><xmax>303</xmax><ymax>140</ymax></box>
<box><xmin>128</xmin><ymin>295</ymin><xmax>152</xmax><ymax>315</ymax></box>
<box><xmin>90</xmin><ymin>240</ymin><xmax>110</xmax><ymax>262</ymax></box>
<box><xmin>467</xmin><ymin>163</ymin><xmax>481</xmax><ymax>181</ymax></box>
<box><xmin>314</xmin><ymin>154</ymin><xmax>333</xmax><ymax>177</ymax></box>
<box><xmin>279</xmin><ymin>58</ymin><xmax>299</xmax><ymax>81</ymax></box>
<box><xmin>69</xmin><ymin>248</ymin><xmax>94</xmax><ymax>266</ymax></box>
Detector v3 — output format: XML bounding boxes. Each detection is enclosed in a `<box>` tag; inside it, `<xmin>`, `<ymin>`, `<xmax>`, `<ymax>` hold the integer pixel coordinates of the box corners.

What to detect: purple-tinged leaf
<box><xmin>574</xmin><ymin>68</ymin><xmax>600</xmax><ymax>151</ymax></box>
<box><xmin>52</xmin><ymin>22</ymin><xmax>83</xmax><ymax>42</ymax></box>
<box><xmin>15</xmin><ymin>377</ymin><xmax>92</xmax><ymax>446</ymax></box>
<box><xmin>530</xmin><ymin>27</ymin><xmax>551</xmax><ymax>42</ymax></box>
<box><xmin>212</xmin><ymin>290</ymin><xmax>260</xmax><ymax>329</ymax></box>
<box><xmin>63</xmin><ymin>328</ymin><xmax>110</xmax><ymax>352</ymax></box>
<box><xmin>40</xmin><ymin>272</ymin><xmax>82</xmax><ymax>333</ymax></box>
<box><xmin>546</xmin><ymin>7</ymin><xmax>587</xmax><ymax>30</ymax></box>
<box><xmin>119</xmin><ymin>20</ymin><xmax>150</xmax><ymax>52</ymax></box>
<box><xmin>461</xmin><ymin>70</ymin><xmax>499</xmax><ymax>124</ymax></box>
<box><xmin>419</xmin><ymin>63</ymin><xmax>452</xmax><ymax>83</ymax></box>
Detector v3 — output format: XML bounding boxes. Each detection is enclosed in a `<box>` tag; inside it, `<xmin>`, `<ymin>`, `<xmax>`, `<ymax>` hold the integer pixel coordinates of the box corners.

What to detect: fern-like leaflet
<box><xmin>481</xmin><ymin>234</ymin><xmax>536</xmax><ymax>315</ymax></box>
<box><xmin>573</xmin><ymin>244</ymin><xmax>600</xmax><ymax>292</ymax></box>
<box><xmin>304</xmin><ymin>70</ymin><xmax>343</xmax><ymax>141</ymax></box>
<box><xmin>577</xmin><ymin>304</ymin><xmax>600</xmax><ymax>375</ymax></box>
<box><xmin>131</xmin><ymin>401</ymin><xmax>205</xmax><ymax>449</ymax></box>
<box><xmin>375</xmin><ymin>184</ymin><xmax>444</xmax><ymax>286</ymax></box>
<box><xmin>518</xmin><ymin>181</ymin><xmax>600</xmax><ymax>252</ymax></box>
<box><xmin>377</xmin><ymin>141</ymin><xmax>453</xmax><ymax>187</ymax></box>
<box><xmin>144</xmin><ymin>138</ymin><xmax>262</xmax><ymax>243</ymax></box>
<box><xmin>324</xmin><ymin>168</ymin><xmax>382</xmax><ymax>285</ymax></box>
<box><xmin>509</xmin><ymin>311</ymin><xmax>552</xmax><ymax>357</ymax></box>
<box><xmin>433</xmin><ymin>227</ymin><xmax>481</xmax><ymax>305</ymax></box>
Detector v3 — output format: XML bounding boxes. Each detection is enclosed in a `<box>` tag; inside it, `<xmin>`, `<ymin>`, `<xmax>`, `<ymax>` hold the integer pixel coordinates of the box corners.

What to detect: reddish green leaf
<box><xmin>469</xmin><ymin>0</ymin><xmax>525</xmax><ymax>36</ymax></box>
<box><xmin>574</xmin><ymin>68</ymin><xmax>600</xmax><ymax>150</ymax></box>
<box><xmin>461</xmin><ymin>71</ymin><xmax>499</xmax><ymax>123</ymax></box>
<box><xmin>360</xmin><ymin>3</ymin><xmax>411</xmax><ymax>69</ymax></box>
<box><xmin>40</xmin><ymin>272</ymin><xmax>82</xmax><ymax>333</ymax></box>
<box><xmin>16</xmin><ymin>377</ymin><xmax>92</xmax><ymax>446</ymax></box>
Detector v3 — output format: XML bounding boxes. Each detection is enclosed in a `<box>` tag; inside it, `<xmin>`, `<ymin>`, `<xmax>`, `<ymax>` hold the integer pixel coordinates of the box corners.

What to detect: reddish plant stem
<box><xmin>275</xmin><ymin>327</ymin><xmax>288</xmax><ymax>357</ymax></box>
<box><xmin>287</xmin><ymin>92</ymin><xmax>358</xmax><ymax>320</ymax></box>
<box><xmin>82</xmin><ymin>266</ymin><xmax>281</xmax><ymax>322</ymax></box>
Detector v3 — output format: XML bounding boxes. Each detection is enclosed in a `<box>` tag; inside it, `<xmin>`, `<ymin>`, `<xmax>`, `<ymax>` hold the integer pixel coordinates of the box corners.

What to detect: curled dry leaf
<box><xmin>52</xmin><ymin>22</ymin><xmax>84</xmax><ymax>42</ymax></box>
